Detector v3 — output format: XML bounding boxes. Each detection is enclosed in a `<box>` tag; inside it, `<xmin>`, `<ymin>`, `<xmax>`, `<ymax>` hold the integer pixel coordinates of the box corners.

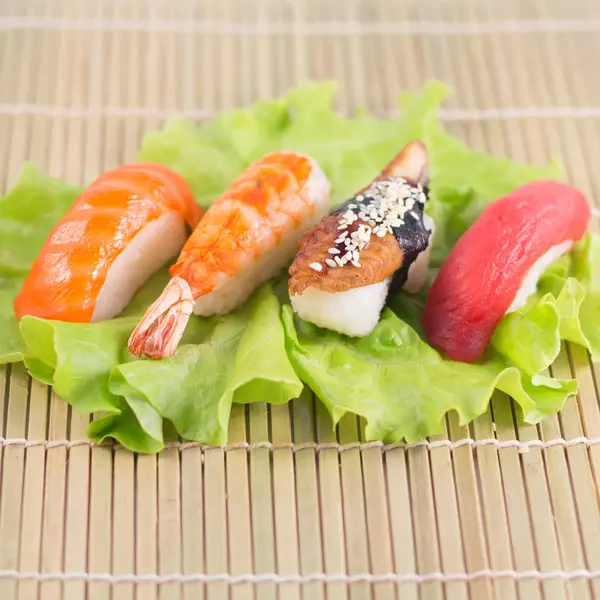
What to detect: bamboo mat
<box><xmin>1</xmin><ymin>0</ymin><xmax>600</xmax><ymax>598</ymax></box>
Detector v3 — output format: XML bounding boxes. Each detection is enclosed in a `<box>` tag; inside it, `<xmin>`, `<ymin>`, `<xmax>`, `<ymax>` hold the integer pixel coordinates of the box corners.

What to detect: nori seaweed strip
<box><xmin>332</xmin><ymin>180</ymin><xmax>431</xmax><ymax>294</ymax></box>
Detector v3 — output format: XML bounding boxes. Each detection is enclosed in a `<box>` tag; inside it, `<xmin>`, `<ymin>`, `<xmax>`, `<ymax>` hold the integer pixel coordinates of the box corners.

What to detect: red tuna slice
<box><xmin>423</xmin><ymin>180</ymin><xmax>590</xmax><ymax>362</ymax></box>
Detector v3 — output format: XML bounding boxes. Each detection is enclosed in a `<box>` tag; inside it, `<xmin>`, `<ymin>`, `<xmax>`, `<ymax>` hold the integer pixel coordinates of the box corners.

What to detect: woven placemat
<box><xmin>1</xmin><ymin>0</ymin><xmax>600</xmax><ymax>598</ymax></box>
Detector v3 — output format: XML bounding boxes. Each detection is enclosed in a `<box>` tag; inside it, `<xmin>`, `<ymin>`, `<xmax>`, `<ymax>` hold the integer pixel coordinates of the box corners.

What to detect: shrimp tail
<box><xmin>127</xmin><ymin>276</ymin><xmax>194</xmax><ymax>359</ymax></box>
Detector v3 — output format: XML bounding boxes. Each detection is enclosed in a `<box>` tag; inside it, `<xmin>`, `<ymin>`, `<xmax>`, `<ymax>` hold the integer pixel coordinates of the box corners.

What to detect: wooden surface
<box><xmin>1</xmin><ymin>0</ymin><xmax>600</xmax><ymax>598</ymax></box>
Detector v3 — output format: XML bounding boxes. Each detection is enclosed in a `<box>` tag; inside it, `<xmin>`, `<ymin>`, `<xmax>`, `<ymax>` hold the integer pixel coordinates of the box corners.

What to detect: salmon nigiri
<box><xmin>15</xmin><ymin>163</ymin><xmax>202</xmax><ymax>323</ymax></box>
<box><xmin>288</xmin><ymin>139</ymin><xmax>433</xmax><ymax>337</ymax></box>
<box><xmin>128</xmin><ymin>151</ymin><xmax>331</xmax><ymax>359</ymax></box>
<box><xmin>423</xmin><ymin>180</ymin><xmax>591</xmax><ymax>362</ymax></box>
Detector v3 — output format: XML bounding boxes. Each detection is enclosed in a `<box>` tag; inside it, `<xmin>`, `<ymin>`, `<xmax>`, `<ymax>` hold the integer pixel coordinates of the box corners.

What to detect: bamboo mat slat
<box><xmin>449</xmin><ymin>415</ymin><xmax>493</xmax><ymax>600</ymax></box>
<box><xmin>293</xmin><ymin>393</ymin><xmax>324</xmax><ymax>600</ymax></box>
<box><xmin>226</xmin><ymin>405</ymin><xmax>253</xmax><ymax>600</ymax></box>
<box><xmin>2</xmin><ymin>0</ymin><xmax>600</xmax><ymax>598</ymax></box>
<box><xmin>271</xmin><ymin>405</ymin><xmax>301</xmax><ymax>600</ymax></box>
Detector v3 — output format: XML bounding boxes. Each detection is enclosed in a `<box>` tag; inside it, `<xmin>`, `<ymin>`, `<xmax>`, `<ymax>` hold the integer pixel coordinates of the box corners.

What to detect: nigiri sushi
<box><xmin>128</xmin><ymin>151</ymin><xmax>330</xmax><ymax>359</ymax></box>
<box><xmin>423</xmin><ymin>180</ymin><xmax>591</xmax><ymax>363</ymax></box>
<box><xmin>14</xmin><ymin>163</ymin><xmax>202</xmax><ymax>323</ymax></box>
<box><xmin>288</xmin><ymin>139</ymin><xmax>433</xmax><ymax>337</ymax></box>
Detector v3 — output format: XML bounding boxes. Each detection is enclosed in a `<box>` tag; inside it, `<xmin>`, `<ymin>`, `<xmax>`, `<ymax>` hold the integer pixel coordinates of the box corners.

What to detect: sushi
<box><xmin>288</xmin><ymin>139</ymin><xmax>433</xmax><ymax>337</ymax></box>
<box><xmin>14</xmin><ymin>163</ymin><xmax>202</xmax><ymax>323</ymax></box>
<box><xmin>423</xmin><ymin>180</ymin><xmax>591</xmax><ymax>363</ymax></box>
<box><xmin>128</xmin><ymin>151</ymin><xmax>331</xmax><ymax>359</ymax></box>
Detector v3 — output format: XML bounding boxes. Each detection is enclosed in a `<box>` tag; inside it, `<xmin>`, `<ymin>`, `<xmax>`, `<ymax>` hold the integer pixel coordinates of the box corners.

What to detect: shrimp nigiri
<box><xmin>423</xmin><ymin>180</ymin><xmax>591</xmax><ymax>362</ymax></box>
<box><xmin>128</xmin><ymin>151</ymin><xmax>330</xmax><ymax>359</ymax></box>
<box><xmin>14</xmin><ymin>163</ymin><xmax>202</xmax><ymax>323</ymax></box>
<box><xmin>288</xmin><ymin>139</ymin><xmax>433</xmax><ymax>337</ymax></box>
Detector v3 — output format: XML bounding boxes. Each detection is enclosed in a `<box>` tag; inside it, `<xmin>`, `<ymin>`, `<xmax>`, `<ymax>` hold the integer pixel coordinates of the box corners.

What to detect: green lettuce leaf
<box><xmin>0</xmin><ymin>164</ymin><xmax>82</xmax><ymax>276</ymax></box>
<box><xmin>491</xmin><ymin>293</ymin><xmax>561</xmax><ymax>377</ymax></box>
<box><xmin>139</xmin><ymin>80</ymin><xmax>448</xmax><ymax>208</ymax></box>
<box><xmin>282</xmin><ymin>306</ymin><xmax>577</xmax><ymax>442</ymax></box>
<box><xmin>19</xmin><ymin>280</ymin><xmax>299</xmax><ymax>451</ymax></box>
<box><xmin>279</xmin><ymin>81</ymin><xmax>448</xmax><ymax>205</ymax></box>
<box><xmin>492</xmin><ymin>233</ymin><xmax>600</xmax><ymax>373</ymax></box>
<box><xmin>17</xmin><ymin>267</ymin><xmax>203</xmax><ymax>452</ymax></box>
<box><xmin>0</xmin><ymin>277</ymin><xmax>27</xmax><ymax>363</ymax></box>
<box><xmin>0</xmin><ymin>165</ymin><xmax>80</xmax><ymax>363</ymax></box>
<box><xmin>87</xmin><ymin>409</ymin><xmax>165</xmax><ymax>454</ymax></box>
<box><xmin>111</xmin><ymin>285</ymin><xmax>302</xmax><ymax>445</ymax></box>
<box><xmin>422</xmin><ymin>116</ymin><xmax>562</xmax><ymax>266</ymax></box>
<box><xmin>19</xmin><ymin>312</ymin><xmax>164</xmax><ymax>453</ymax></box>
<box><xmin>558</xmin><ymin>235</ymin><xmax>600</xmax><ymax>361</ymax></box>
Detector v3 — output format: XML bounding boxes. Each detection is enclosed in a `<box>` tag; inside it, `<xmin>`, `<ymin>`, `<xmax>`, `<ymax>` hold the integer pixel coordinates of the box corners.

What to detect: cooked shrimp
<box><xmin>128</xmin><ymin>151</ymin><xmax>330</xmax><ymax>359</ymax></box>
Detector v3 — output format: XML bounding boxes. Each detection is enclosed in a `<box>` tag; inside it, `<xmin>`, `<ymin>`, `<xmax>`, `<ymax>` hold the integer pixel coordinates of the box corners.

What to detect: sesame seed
<box><xmin>325</xmin><ymin>258</ymin><xmax>337</xmax><ymax>268</ymax></box>
<box><xmin>332</xmin><ymin>176</ymin><xmax>426</xmax><ymax>268</ymax></box>
<box><xmin>351</xmin><ymin>260</ymin><xmax>362</xmax><ymax>268</ymax></box>
<box><xmin>309</xmin><ymin>262</ymin><xmax>322</xmax><ymax>272</ymax></box>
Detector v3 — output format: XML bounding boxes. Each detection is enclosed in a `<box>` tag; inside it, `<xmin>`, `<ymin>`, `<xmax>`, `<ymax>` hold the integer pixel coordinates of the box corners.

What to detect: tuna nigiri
<box><xmin>423</xmin><ymin>180</ymin><xmax>591</xmax><ymax>363</ymax></box>
<box><xmin>128</xmin><ymin>151</ymin><xmax>330</xmax><ymax>359</ymax></box>
<box><xmin>288</xmin><ymin>139</ymin><xmax>433</xmax><ymax>337</ymax></box>
<box><xmin>15</xmin><ymin>163</ymin><xmax>202</xmax><ymax>323</ymax></box>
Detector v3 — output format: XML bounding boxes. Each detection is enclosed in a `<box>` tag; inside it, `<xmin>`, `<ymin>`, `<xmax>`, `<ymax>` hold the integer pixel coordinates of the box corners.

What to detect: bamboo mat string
<box><xmin>2</xmin><ymin>16</ymin><xmax>600</xmax><ymax>35</ymax></box>
<box><xmin>5</xmin><ymin>104</ymin><xmax>600</xmax><ymax>120</ymax></box>
<box><xmin>2</xmin><ymin>437</ymin><xmax>600</xmax><ymax>452</ymax></box>
<box><xmin>0</xmin><ymin>568</ymin><xmax>599</xmax><ymax>585</ymax></box>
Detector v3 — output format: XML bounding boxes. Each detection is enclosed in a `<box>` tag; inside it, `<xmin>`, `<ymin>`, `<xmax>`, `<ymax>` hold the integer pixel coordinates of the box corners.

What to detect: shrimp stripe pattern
<box><xmin>170</xmin><ymin>152</ymin><xmax>315</xmax><ymax>297</ymax></box>
<box><xmin>128</xmin><ymin>151</ymin><xmax>329</xmax><ymax>360</ymax></box>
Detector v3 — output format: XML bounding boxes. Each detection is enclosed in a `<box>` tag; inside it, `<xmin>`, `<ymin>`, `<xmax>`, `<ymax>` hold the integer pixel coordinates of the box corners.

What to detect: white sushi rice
<box><xmin>404</xmin><ymin>214</ymin><xmax>435</xmax><ymax>293</ymax></box>
<box><xmin>291</xmin><ymin>278</ymin><xmax>392</xmax><ymax>337</ymax></box>
<box><xmin>292</xmin><ymin>215</ymin><xmax>435</xmax><ymax>337</ymax></box>
<box><xmin>506</xmin><ymin>240</ymin><xmax>573</xmax><ymax>313</ymax></box>
<box><xmin>92</xmin><ymin>212</ymin><xmax>187</xmax><ymax>322</ymax></box>
<box><xmin>192</xmin><ymin>157</ymin><xmax>331</xmax><ymax>316</ymax></box>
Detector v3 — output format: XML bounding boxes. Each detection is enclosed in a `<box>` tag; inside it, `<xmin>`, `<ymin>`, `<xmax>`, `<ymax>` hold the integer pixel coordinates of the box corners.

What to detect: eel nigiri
<box><xmin>14</xmin><ymin>163</ymin><xmax>202</xmax><ymax>323</ymax></box>
<box><xmin>423</xmin><ymin>180</ymin><xmax>591</xmax><ymax>363</ymax></box>
<box><xmin>128</xmin><ymin>151</ymin><xmax>331</xmax><ymax>359</ymax></box>
<box><xmin>288</xmin><ymin>139</ymin><xmax>433</xmax><ymax>337</ymax></box>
